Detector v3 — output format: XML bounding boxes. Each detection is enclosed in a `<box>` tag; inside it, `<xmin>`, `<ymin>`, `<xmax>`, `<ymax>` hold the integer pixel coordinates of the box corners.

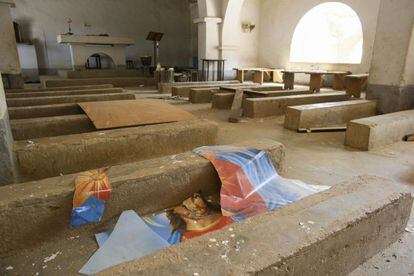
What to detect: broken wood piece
<box><xmin>228</xmin><ymin>89</ymin><xmax>244</xmax><ymax>123</ymax></box>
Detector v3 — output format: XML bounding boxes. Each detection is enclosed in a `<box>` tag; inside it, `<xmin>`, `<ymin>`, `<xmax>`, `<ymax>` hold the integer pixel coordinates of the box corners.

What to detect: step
<box><xmin>8</xmin><ymin>103</ymin><xmax>84</xmax><ymax>119</ymax></box>
<box><xmin>6</xmin><ymin>87</ymin><xmax>124</xmax><ymax>98</ymax></box>
<box><xmin>14</xmin><ymin>119</ymin><xmax>218</xmax><ymax>181</ymax></box>
<box><xmin>6</xmin><ymin>92</ymin><xmax>135</xmax><ymax>107</ymax></box>
<box><xmin>11</xmin><ymin>115</ymin><xmax>94</xmax><ymax>140</ymax></box>
<box><xmin>5</xmin><ymin>84</ymin><xmax>114</xmax><ymax>93</ymax></box>
<box><xmin>0</xmin><ymin>138</ymin><xmax>284</xmax><ymax>256</ymax></box>
<box><xmin>243</xmin><ymin>92</ymin><xmax>350</xmax><ymax>118</ymax></box>
<box><xmin>44</xmin><ymin>77</ymin><xmax>155</xmax><ymax>88</ymax></box>
<box><xmin>102</xmin><ymin>175</ymin><xmax>412</xmax><ymax>275</ymax></box>
<box><xmin>284</xmin><ymin>100</ymin><xmax>377</xmax><ymax>131</ymax></box>
<box><xmin>345</xmin><ymin>109</ymin><xmax>414</xmax><ymax>150</ymax></box>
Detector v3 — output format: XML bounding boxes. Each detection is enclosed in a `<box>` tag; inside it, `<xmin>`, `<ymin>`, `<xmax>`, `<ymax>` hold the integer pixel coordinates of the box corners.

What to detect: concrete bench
<box><xmin>171</xmin><ymin>82</ymin><xmax>253</xmax><ymax>97</ymax></box>
<box><xmin>212</xmin><ymin>90</ymin><xmax>316</xmax><ymax>110</ymax></box>
<box><xmin>102</xmin><ymin>175</ymin><xmax>412</xmax><ymax>275</ymax></box>
<box><xmin>59</xmin><ymin>69</ymin><xmax>142</xmax><ymax>79</ymax></box>
<box><xmin>5</xmin><ymin>84</ymin><xmax>114</xmax><ymax>93</ymax></box>
<box><xmin>6</xmin><ymin>92</ymin><xmax>135</xmax><ymax>107</ymax></box>
<box><xmin>8</xmin><ymin>103</ymin><xmax>84</xmax><ymax>119</ymax></box>
<box><xmin>189</xmin><ymin>87</ymin><xmax>220</xmax><ymax>103</ymax></box>
<box><xmin>345</xmin><ymin>109</ymin><xmax>414</xmax><ymax>150</ymax></box>
<box><xmin>345</xmin><ymin>74</ymin><xmax>369</xmax><ymax>98</ymax></box>
<box><xmin>284</xmin><ymin>100</ymin><xmax>377</xmax><ymax>131</ymax></box>
<box><xmin>159</xmin><ymin>80</ymin><xmax>240</xmax><ymax>94</ymax></box>
<box><xmin>11</xmin><ymin>114</ymin><xmax>95</xmax><ymax>140</ymax></box>
<box><xmin>0</xmin><ymin>139</ymin><xmax>284</xmax><ymax>255</ymax></box>
<box><xmin>44</xmin><ymin>77</ymin><xmax>155</xmax><ymax>88</ymax></box>
<box><xmin>243</xmin><ymin>92</ymin><xmax>350</xmax><ymax>118</ymax></box>
<box><xmin>233</xmin><ymin>67</ymin><xmax>283</xmax><ymax>84</ymax></box>
<box><xmin>14</xmin><ymin>119</ymin><xmax>218</xmax><ymax>181</ymax></box>
<box><xmin>5</xmin><ymin>87</ymin><xmax>124</xmax><ymax>98</ymax></box>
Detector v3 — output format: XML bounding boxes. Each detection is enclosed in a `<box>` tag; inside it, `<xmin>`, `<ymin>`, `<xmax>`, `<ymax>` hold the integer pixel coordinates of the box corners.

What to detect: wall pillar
<box><xmin>0</xmin><ymin>1</ymin><xmax>23</xmax><ymax>89</ymax></box>
<box><xmin>366</xmin><ymin>0</ymin><xmax>414</xmax><ymax>114</ymax></box>
<box><xmin>0</xmin><ymin>77</ymin><xmax>17</xmax><ymax>185</ymax></box>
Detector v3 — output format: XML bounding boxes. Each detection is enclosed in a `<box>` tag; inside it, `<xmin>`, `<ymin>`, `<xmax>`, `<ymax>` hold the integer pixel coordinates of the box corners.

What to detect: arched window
<box><xmin>290</xmin><ymin>2</ymin><xmax>363</xmax><ymax>64</ymax></box>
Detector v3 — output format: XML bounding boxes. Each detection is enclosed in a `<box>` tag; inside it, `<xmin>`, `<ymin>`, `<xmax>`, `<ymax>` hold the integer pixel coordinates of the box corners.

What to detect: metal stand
<box><xmin>201</xmin><ymin>59</ymin><xmax>225</xmax><ymax>81</ymax></box>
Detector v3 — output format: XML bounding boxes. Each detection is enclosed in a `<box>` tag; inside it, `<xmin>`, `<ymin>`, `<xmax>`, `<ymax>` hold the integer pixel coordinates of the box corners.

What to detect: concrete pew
<box><xmin>0</xmin><ymin>139</ymin><xmax>284</xmax><ymax>255</ymax></box>
<box><xmin>5</xmin><ymin>87</ymin><xmax>124</xmax><ymax>98</ymax></box>
<box><xmin>189</xmin><ymin>87</ymin><xmax>220</xmax><ymax>103</ymax></box>
<box><xmin>44</xmin><ymin>77</ymin><xmax>155</xmax><ymax>88</ymax></box>
<box><xmin>284</xmin><ymin>100</ymin><xmax>377</xmax><ymax>131</ymax></box>
<box><xmin>102</xmin><ymin>175</ymin><xmax>412</xmax><ymax>276</ymax></box>
<box><xmin>159</xmin><ymin>80</ymin><xmax>240</xmax><ymax>94</ymax></box>
<box><xmin>14</xmin><ymin>119</ymin><xmax>218</xmax><ymax>181</ymax></box>
<box><xmin>243</xmin><ymin>92</ymin><xmax>350</xmax><ymax>118</ymax></box>
<box><xmin>212</xmin><ymin>90</ymin><xmax>315</xmax><ymax>110</ymax></box>
<box><xmin>5</xmin><ymin>84</ymin><xmax>113</xmax><ymax>93</ymax></box>
<box><xmin>11</xmin><ymin>115</ymin><xmax>95</xmax><ymax>140</ymax></box>
<box><xmin>59</xmin><ymin>69</ymin><xmax>142</xmax><ymax>79</ymax></box>
<box><xmin>6</xmin><ymin>92</ymin><xmax>135</xmax><ymax>107</ymax></box>
<box><xmin>171</xmin><ymin>82</ymin><xmax>254</xmax><ymax>97</ymax></box>
<box><xmin>8</xmin><ymin>103</ymin><xmax>84</xmax><ymax>119</ymax></box>
<box><xmin>345</xmin><ymin>109</ymin><xmax>414</xmax><ymax>150</ymax></box>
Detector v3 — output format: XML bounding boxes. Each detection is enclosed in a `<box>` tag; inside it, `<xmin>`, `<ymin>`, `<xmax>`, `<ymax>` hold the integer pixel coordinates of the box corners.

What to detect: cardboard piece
<box><xmin>79</xmin><ymin>99</ymin><xmax>194</xmax><ymax>129</ymax></box>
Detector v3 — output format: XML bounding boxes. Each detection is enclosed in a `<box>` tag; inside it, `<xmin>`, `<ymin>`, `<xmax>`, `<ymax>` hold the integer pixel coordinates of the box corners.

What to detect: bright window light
<box><xmin>290</xmin><ymin>2</ymin><xmax>363</xmax><ymax>64</ymax></box>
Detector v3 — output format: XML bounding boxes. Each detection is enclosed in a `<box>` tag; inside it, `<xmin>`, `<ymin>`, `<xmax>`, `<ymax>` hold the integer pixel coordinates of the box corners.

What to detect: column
<box><xmin>366</xmin><ymin>0</ymin><xmax>414</xmax><ymax>113</ymax></box>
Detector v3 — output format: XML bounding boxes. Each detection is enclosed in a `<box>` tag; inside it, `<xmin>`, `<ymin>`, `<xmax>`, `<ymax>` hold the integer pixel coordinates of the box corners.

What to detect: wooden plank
<box><xmin>228</xmin><ymin>90</ymin><xmax>244</xmax><ymax>123</ymax></box>
<box><xmin>79</xmin><ymin>99</ymin><xmax>194</xmax><ymax>129</ymax></box>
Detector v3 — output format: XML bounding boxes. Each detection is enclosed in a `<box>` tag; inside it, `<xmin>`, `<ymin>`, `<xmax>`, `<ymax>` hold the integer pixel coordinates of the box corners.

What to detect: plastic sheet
<box><xmin>194</xmin><ymin>146</ymin><xmax>329</xmax><ymax>220</ymax></box>
<box><xmin>70</xmin><ymin>168</ymin><xmax>112</xmax><ymax>228</ymax></box>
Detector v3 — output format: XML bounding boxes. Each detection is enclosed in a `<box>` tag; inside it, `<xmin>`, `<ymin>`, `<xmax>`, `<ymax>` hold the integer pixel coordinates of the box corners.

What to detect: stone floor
<box><xmin>1</xmin><ymin>85</ymin><xmax>413</xmax><ymax>275</ymax></box>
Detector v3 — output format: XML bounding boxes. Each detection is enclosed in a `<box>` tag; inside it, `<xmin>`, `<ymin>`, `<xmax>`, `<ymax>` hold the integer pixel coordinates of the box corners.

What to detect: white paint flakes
<box><xmin>209</xmin><ymin>238</ymin><xmax>217</xmax><ymax>243</ymax></box>
<box><xmin>193</xmin><ymin>273</ymin><xmax>200</xmax><ymax>276</ymax></box>
<box><xmin>405</xmin><ymin>225</ymin><xmax>414</xmax><ymax>233</ymax></box>
<box><xmin>43</xmin><ymin>251</ymin><xmax>61</xmax><ymax>263</ymax></box>
<box><xmin>5</xmin><ymin>266</ymin><xmax>13</xmax><ymax>270</ymax></box>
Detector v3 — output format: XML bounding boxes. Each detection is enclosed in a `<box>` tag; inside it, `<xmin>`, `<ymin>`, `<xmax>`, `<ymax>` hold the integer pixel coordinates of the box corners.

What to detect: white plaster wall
<box><xmin>11</xmin><ymin>0</ymin><xmax>193</xmax><ymax>73</ymax></box>
<box><xmin>0</xmin><ymin>3</ymin><xmax>20</xmax><ymax>74</ymax></box>
<box><xmin>258</xmin><ymin>0</ymin><xmax>381</xmax><ymax>82</ymax></box>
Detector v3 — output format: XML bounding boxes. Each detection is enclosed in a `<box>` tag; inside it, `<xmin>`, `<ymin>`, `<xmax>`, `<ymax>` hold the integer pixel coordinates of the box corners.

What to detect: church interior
<box><xmin>0</xmin><ymin>0</ymin><xmax>414</xmax><ymax>275</ymax></box>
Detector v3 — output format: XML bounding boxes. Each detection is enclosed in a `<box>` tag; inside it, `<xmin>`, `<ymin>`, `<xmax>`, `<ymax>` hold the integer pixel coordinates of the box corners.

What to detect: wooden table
<box><xmin>345</xmin><ymin>74</ymin><xmax>369</xmax><ymax>98</ymax></box>
<box><xmin>282</xmin><ymin>70</ymin><xmax>351</xmax><ymax>92</ymax></box>
<box><xmin>233</xmin><ymin>68</ymin><xmax>282</xmax><ymax>84</ymax></box>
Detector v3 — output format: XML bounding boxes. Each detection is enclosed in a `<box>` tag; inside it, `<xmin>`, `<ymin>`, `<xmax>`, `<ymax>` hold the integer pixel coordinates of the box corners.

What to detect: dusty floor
<box><xmin>1</xmin><ymin>86</ymin><xmax>413</xmax><ymax>275</ymax></box>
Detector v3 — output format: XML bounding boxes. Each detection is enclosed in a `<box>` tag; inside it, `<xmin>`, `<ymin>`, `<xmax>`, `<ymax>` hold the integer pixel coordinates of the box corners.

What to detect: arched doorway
<box><xmin>290</xmin><ymin>2</ymin><xmax>363</xmax><ymax>64</ymax></box>
<box><xmin>85</xmin><ymin>53</ymin><xmax>115</xmax><ymax>69</ymax></box>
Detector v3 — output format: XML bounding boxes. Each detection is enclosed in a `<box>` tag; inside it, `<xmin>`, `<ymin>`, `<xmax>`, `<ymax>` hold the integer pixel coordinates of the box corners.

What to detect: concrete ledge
<box><xmin>101</xmin><ymin>175</ymin><xmax>413</xmax><ymax>275</ymax></box>
<box><xmin>345</xmin><ymin>109</ymin><xmax>414</xmax><ymax>150</ymax></box>
<box><xmin>8</xmin><ymin>103</ymin><xmax>83</xmax><ymax>119</ymax></box>
<box><xmin>5</xmin><ymin>88</ymin><xmax>124</xmax><ymax>98</ymax></box>
<box><xmin>6</xmin><ymin>92</ymin><xmax>135</xmax><ymax>107</ymax></box>
<box><xmin>5</xmin><ymin>84</ymin><xmax>114</xmax><ymax>93</ymax></box>
<box><xmin>284</xmin><ymin>100</ymin><xmax>377</xmax><ymax>130</ymax></box>
<box><xmin>243</xmin><ymin>92</ymin><xmax>350</xmax><ymax>118</ymax></box>
<box><xmin>0</xmin><ymin>139</ymin><xmax>284</xmax><ymax>254</ymax></box>
<box><xmin>160</xmin><ymin>80</ymin><xmax>240</xmax><ymax>94</ymax></box>
<box><xmin>14</xmin><ymin>119</ymin><xmax>218</xmax><ymax>181</ymax></box>
<box><xmin>244</xmin><ymin>89</ymin><xmax>314</xmax><ymax>98</ymax></box>
<box><xmin>44</xmin><ymin>77</ymin><xmax>155</xmax><ymax>88</ymax></box>
<box><xmin>11</xmin><ymin>115</ymin><xmax>95</xmax><ymax>140</ymax></box>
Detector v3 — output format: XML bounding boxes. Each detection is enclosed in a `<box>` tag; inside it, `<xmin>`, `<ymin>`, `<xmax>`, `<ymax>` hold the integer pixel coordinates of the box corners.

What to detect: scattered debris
<box><xmin>5</xmin><ymin>266</ymin><xmax>13</xmax><ymax>271</ymax></box>
<box><xmin>405</xmin><ymin>225</ymin><xmax>414</xmax><ymax>233</ymax></box>
<box><xmin>44</xmin><ymin>251</ymin><xmax>61</xmax><ymax>263</ymax></box>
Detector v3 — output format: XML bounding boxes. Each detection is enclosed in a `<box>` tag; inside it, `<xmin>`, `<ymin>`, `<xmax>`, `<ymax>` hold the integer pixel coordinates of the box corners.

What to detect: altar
<box><xmin>57</xmin><ymin>34</ymin><xmax>134</xmax><ymax>70</ymax></box>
